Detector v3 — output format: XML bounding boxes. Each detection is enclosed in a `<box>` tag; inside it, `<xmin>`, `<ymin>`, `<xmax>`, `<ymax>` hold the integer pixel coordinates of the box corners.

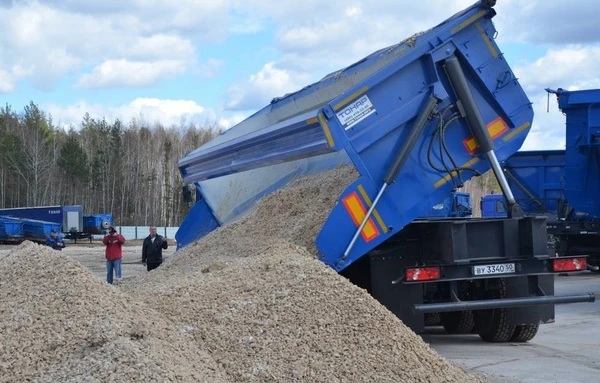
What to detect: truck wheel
<box><xmin>474</xmin><ymin>278</ymin><xmax>516</xmax><ymax>342</ymax></box>
<box><xmin>425</xmin><ymin>313</ymin><xmax>441</xmax><ymax>326</ymax></box>
<box><xmin>510</xmin><ymin>324</ymin><xmax>539</xmax><ymax>342</ymax></box>
<box><xmin>441</xmin><ymin>311</ymin><xmax>475</xmax><ymax>334</ymax></box>
<box><xmin>475</xmin><ymin>307</ymin><xmax>515</xmax><ymax>342</ymax></box>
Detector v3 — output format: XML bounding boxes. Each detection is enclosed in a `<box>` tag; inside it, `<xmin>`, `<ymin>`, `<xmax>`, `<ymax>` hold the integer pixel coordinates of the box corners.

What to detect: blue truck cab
<box><xmin>481</xmin><ymin>194</ymin><xmax>507</xmax><ymax>218</ymax></box>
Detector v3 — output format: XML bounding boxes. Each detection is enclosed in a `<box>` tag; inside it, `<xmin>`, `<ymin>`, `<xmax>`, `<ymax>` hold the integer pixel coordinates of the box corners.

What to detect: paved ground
<box><xmin>2</xmin><ymin>243</ymin><xmax>598</xmax><ymax>382</ymax></box>
<box><xmin>423</xmin><ymin>273</ymin><xmax>600</xmax><ymax>383</ymax></box>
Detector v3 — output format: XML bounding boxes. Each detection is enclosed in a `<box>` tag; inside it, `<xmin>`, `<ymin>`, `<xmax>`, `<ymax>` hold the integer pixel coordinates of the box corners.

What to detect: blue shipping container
<box><xmin>0</xmin><ymin>205</ymin><xmax>83</xmax><ymax>233</ymax></box>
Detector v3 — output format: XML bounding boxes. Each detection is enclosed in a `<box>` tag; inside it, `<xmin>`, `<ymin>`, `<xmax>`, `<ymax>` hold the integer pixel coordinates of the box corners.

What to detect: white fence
<box><xmin>91</xmin><ymin>226</ymin><xmax>179</xmax><ymax>241</ymax></box>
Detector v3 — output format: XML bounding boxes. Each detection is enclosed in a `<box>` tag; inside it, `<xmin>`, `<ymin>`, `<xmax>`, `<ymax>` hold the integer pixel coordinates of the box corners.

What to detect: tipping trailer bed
<box><xmin>176</xmin><ymin>0</ymin><xmax>594</xmax><ymax>341</ymax></box>
<box><xmin>482</xmin><ymin>87</ymin><xmax>600</xmax><ymax>269</ymax></box>
<box><xmin>178</xmin><ymin>0</ymin><xmax>535</xmax><ymax>267</ymax></box>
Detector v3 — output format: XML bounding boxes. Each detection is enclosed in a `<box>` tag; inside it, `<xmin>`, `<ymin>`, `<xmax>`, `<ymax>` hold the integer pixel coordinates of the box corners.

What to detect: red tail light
<box><xmin>553</xmin><ymin>257</ymin><xmax>587</xmax><ymax>272</ymax></box>
<box><xmin>406</xmin><ymin>267</ymin><xmax>441</xmax><ymax>281</ymax></box>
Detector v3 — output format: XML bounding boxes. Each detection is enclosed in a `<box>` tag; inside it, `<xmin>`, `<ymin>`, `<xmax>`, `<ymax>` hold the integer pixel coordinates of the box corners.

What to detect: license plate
<box><xmin>472</xmin><ymin>263</ymin><xmax>516</xmax><ymax>276</ymax></box>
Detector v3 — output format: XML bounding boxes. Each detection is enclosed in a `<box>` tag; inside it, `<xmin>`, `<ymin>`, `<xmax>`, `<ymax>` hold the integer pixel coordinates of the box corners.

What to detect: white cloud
<box><xmin>494</xmin><ymin>0</ymin><xmax>600</xmax><ymax>45</ymax></box>
<box><xmin>44</xmin><ymin>98</ymin><xmax>244</xmax><ymax>131</ymax></box>
<box><xmin>224</xmin><ymin>0</ymin><xmax>480</xmax><ymax>111</ymax></box>
<box><xmin>197</xmin><ymin>58</ymin><xmax>225</xmax><ymax>79</ymax></box>
<box><xmin>0</xmin><ymin>69</ymin><xmax>15</xmax><ymax>93</ymax></box>
<box><xmin>75</xmin><ymin>59</ymin><xmax>187</xmax><ymax>89</ymax></box>
<box><xmin>225</xmin><ymin>62</ymin><xmax>312</xmax><ymax>111</ymax></box>
<box><xmin>513</xmin><ymin>45</ymin><xmax>600</xmax><ymax>94</ymax></box>
<box><xmin>511</xmin><ymin>45</ymin><xmax>600</xmax><ymax>151</ymax></box>
<box><xmin>0</xmin><ymin>0</ymin><xmax>228</xmax><ymax>92</ymax></box>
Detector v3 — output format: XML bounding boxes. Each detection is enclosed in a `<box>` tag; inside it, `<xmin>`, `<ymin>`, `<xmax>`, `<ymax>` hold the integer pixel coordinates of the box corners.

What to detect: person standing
<box><xmin>102</xmin><ymin>227</ymin><xmax>126</xmax><ymax>284</ymax></box>
<box><xmin>142</xmin><ymin>226</ymin><xmax>168</xmax><ymax>271</ymax></box>
<box><xmin>45</xmin><ymin>230</ymin><xmax>66</xmax><ymax>251</ymax></box>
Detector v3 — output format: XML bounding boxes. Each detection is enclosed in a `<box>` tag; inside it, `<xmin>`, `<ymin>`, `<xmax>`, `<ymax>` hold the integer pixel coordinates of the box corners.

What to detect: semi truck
<box><xmin>481</xmin><ymin>87</ymin><xmax>600</xmax><ymax>272</ymax></box>
<box><xmin>424</xmin><ymin>191</ymin><xmax>472</xmax><ymax>218</ymax></box>
<box><xmin>175</xmin><ymin>0</ymin><xmax>595</xmax><ymax>342</ymax></box>
<box><xmin>0</xmin><ymin>205</ymin><xmax>111</xmax><ymax>243</ymax></box>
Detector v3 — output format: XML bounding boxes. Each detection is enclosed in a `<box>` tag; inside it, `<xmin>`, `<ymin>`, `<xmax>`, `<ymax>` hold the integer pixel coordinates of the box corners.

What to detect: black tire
<box><xmin>441</xmin><ymin>311</ymin><xmax>475</xmax><ymax>334</ymax></box>
<box><xmin>510</xmin><ymin>324</ymin><xmax>539</xmax><ymax>342</ymax></box>
<box><xmin>474</xmin><ymin>278</ymin><xmax>516</xmax><ymax>342</ymax></box>
<box><xmin>425</xmin><ymin>312</ymin><xmax>441</xmax><ymax>326</ymax></box>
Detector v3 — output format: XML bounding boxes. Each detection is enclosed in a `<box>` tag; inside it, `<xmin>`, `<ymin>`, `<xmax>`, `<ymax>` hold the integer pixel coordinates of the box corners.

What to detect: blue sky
<box><xmin>1</xmin><ymin>0</ymin><xmax>599</xmax><ymax>150</ymax></box>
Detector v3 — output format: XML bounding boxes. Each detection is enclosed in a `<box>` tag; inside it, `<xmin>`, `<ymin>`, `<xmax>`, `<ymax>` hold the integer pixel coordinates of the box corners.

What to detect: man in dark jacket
<box><xmin>142</xmin><ymin>226</ymin><xmax>168</xmax><ymax>271</ymax></box>
<box><xmin>45</xmin><ymin>230</ymin><xmax>66</xmax><ymax>251</ymax></box>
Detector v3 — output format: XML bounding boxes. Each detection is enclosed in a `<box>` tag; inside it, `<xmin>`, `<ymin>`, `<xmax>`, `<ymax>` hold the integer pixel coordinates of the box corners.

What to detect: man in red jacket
<box><xmin>102</xmin><ymin>227</ymin><xmax>126</xmax><ymax>284</ymax></box>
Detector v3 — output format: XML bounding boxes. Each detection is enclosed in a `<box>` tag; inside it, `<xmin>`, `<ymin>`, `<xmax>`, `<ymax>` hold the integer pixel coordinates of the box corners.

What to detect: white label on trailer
<box><xmin>336</xmin><ymin>94</ymin><xmax>376</xmax><ymax>130</ymax></box>
<box><xmin>472</xmin><ymin>263</ymin><xmax>516</xmax><ymax>276</ymax></box>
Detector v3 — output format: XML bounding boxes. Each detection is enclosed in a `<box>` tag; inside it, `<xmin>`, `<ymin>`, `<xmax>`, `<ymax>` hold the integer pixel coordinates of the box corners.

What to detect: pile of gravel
<box><xmin>126</xmin><ymin>166</ymin><xmax>483</xmax><ymax>382</ymax></box>
<box><xmin>0</xmin><ymin>241</ymin><xmax>227</xmax><ymax>383</ymax></box>
<box><xmin>1</xmin><ymin>166</ymin><xmax>484</xmax><ymax>382</ymax></box>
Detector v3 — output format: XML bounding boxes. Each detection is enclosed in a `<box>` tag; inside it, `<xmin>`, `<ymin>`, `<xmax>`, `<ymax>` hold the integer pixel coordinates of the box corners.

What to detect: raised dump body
<box><xmin>482</xmin><ymin>87</ymin><xmax>600</xmax><ymax>268</ymax></box>
<box><xmin>176</xmin><ymin>1</ymin><xmax>595</xmax><ymax>341</ymax></box>
<box><xmin>178</xmin><ymin>0</ymin><xmax>535</xmax><ymax>272</ymax></box>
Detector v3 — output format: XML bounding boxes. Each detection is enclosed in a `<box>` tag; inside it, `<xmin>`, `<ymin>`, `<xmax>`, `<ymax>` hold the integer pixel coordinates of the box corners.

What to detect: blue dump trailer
<box><xmin>482</xmin><ymin>87</ymin><xmax>600</xmax><ymax>271</ymax></box>
<box><xmin>22</xmin><ymin>219</ymin><xmax>62</xmax><ymax>241</ymax></box>
<box><xmin>175</xmin><ymin>0</ymin><xmax>594</xmax><ymax>342</ymax></box>
<box><xmin>0</xmin><ymin>216</ymin><xmax>25</xmax><ymax>242</ymax></box>
<box><xmin>83</xmin><ymin>214</ymin><xmax>113</xmax><ymax>235</ymax></box>
<box><xmin>0</xmin><ymin>215</ymin><xmax>60</xmax><ymax>243</ymax></box>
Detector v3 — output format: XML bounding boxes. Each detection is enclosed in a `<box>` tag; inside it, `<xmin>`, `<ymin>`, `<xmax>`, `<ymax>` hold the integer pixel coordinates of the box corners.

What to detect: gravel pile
<box><xmin>1</xmin><ymin>166</ymin><xmax>484</xmax><ymax>382</ymax></box>
<box><xmin>0</xmin><ymin>241</ymin><xmax>227</xmax><ymax>383</ymax></box>
<box><xmin>127</xmin><ymin>166</ymin><xmax>483</xmax><ymax>382</ymax></box>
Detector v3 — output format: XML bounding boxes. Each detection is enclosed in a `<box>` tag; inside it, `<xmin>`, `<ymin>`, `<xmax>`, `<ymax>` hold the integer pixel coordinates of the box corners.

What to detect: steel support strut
<box><xmin>444</xmin><ymin>55</ymin><xmax>523</xmax><ymax>218</ymax></box>
<box><xmin>342</xmin><ymin>93</ymin><xmax>438</xmax><ymax>259</ymax></box>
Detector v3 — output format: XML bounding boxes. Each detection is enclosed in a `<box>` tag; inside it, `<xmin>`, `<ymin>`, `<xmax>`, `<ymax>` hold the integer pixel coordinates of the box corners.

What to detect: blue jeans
<box><xmin>106</xmin><ymin>259</ymin><xmax>122</xmax><ymax>284</ymax></box>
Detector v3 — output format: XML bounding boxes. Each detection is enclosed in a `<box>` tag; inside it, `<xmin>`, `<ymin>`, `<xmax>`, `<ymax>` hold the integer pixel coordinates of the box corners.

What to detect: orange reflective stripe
<box><xmin>342</xmin><ymin>192</ymin><xmax>380</xmax><ymax>242</ymax></box>
<box><xmin>463</xmin><ymin>117</ymin><xmax>509</xmax><ymax>154</ymax></box>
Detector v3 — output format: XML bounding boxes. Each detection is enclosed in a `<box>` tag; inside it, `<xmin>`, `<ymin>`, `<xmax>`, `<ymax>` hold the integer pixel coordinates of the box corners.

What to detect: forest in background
<box><xmin>0</xmin><ymin>101</ymin><xmax>498</xmax><ymax>226</ymax></box>
<box><xmin>0</xmin><ymin>102</ymin><xmax>222</xmax><ymax>227</ymax></box>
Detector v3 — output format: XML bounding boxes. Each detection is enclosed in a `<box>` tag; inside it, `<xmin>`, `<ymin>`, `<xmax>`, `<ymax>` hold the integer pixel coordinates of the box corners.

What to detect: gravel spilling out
<box><xmin>127</xmin><ymin>165</ymin><xmax>483</xmax><ymax>382</ymax></box>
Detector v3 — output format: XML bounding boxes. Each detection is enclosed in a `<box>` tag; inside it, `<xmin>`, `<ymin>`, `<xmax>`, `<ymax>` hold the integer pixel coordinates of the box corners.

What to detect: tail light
<box><xmin>553</xmin><ymin>257</ymin><xmax>587</xmax><ymax>272</ymax></box>
<box><xmin>406</xmin><ymin>267</ymin><xmax>441</xmax><ymax>281</ymax></box>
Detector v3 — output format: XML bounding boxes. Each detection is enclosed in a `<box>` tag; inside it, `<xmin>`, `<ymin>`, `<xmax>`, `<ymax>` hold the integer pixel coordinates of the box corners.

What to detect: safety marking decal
<box><xmin>451</xmin><ymin>9</ymin><xmax>487</xmax><ymax>34</ymax></box>
<box><xmin>475</xmin><ymin>22</ymin><xmax>498</xmax><ymax>59</ymax></box>
<box><xmin>502</xmin><ymin>121</ymin><xmax>531</xmax><ymax>142</ymax></box>
<box><xmin>357</xmin><ymin>184</ymin><xmax>388</xmax><ymax>234</ymax></box>
<box><xmin>317</xmin><ymin>112</ymin><xmax>335</xmax><ymax>148</ymax></box>
<box><xmin>342</xmin><ymin>191</ymin><xmax>380</xmax><ymax>243</ymax></box>
<box><xmin>333</xmin><ymin>85</ymin><xmax>370</xmax><ymax>111</ymax></box>
<box><xmin>463</xmin><ymin>117</ymin><xmax>509</xmax><ymax>154</ymax></box>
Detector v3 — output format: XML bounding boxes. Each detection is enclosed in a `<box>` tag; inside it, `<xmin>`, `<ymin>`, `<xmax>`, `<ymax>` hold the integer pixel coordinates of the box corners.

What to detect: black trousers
<box><xmin>147</xmin><ymin>262</ymin><xmax>162</xmax><ymax>272</ymax></box>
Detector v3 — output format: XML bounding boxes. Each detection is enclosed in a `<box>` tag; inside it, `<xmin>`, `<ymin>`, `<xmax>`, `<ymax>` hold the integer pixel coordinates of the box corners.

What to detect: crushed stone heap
<box><xmin>0</xmin><ymin>241</ymin><xmax>227</xmax><ymax>383</ymax></box>
<box><xmin>126</xmin><ymin>166</ymin><xmax>484</xmax><ymax>383</ymax></box>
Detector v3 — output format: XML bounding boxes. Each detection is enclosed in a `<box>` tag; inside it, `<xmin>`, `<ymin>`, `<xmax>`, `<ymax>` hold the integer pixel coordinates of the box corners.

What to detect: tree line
<box><xmin>0</xmin><ymin>102</ymin><xmax>222</xmax><ymax>227</ymax></box>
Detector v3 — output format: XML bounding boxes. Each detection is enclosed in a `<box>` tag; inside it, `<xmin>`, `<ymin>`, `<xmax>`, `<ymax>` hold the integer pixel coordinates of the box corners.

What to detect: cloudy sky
<box><xmin>1</xmin><ymin>0</ymin><xmax>599</xmax><ymax>150</ymax></box>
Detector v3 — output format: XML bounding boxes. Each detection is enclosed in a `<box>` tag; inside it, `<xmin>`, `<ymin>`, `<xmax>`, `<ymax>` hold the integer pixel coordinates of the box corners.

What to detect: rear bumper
<box><xmin>413</xmin><ymin>293</ymin><xmax>596</xmax><ymax>314</ymax></box>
